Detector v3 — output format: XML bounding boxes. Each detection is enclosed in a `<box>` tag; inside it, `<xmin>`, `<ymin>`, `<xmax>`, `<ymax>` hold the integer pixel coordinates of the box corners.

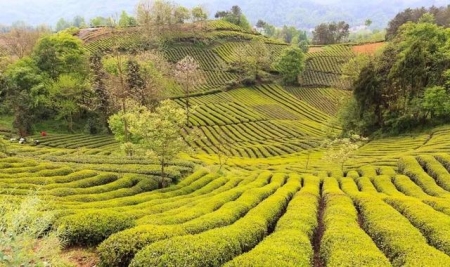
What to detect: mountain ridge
<box><xmin>1</xmin><ymin>0</ymin><xmax>447</xmax><ymax>29</ymax></box>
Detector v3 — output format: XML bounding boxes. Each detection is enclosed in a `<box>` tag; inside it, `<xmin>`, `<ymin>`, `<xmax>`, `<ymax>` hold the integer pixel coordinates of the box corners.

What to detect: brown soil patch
<box><xmin>61</xmin><ymin>247</ymin><xmax>99</xmax><ymax>267</ymax></box>
<box><xmin>352</xmin><ymin>42</ymin><xmax>385</xmax><ymax>55</ymax></box>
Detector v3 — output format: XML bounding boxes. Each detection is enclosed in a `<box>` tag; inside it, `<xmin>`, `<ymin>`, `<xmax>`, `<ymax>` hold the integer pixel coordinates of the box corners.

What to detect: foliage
<box><xmin>174</xmin><ymin>55</ymin><xmax>203</xmax><ymax>126</ymax></box>
<box><xmin>48</xmin><ymin>74</ymin><xmax>91</xmax><ymax>132</ymax></box>
<box><xmin>191</xmin><ymin>6</ymin><xmax>208</xmax><ymax>22</ymax></box>
<box><xmin>119</xmin><ymin>11</ymin><xmax>137</xmax><ymax>27</ymax></box>
<box><xmin>215</xmin><ymin>5</ymin><xmax>251</xmax><ymax>31</ymax></box>
<box><xmin>109</xmin><ymin>100</ymin><xmax>197</xmax><ymax>187</ymax></box>
<box><xmin>322</xmin><ymin>134</ymin><xmax>368</xmax><ymax>172</ymax></box>
<box><xmin>32</xmin><ymin>31</ymin><xmax>88</xmax><ymax>80</ymax></box>
<box><xmin>4</xmin><ymin>57</ymin><xmax>45</xmax><ymax>136</ymax></box>
<box><xmin>312</xmin><ymin>21</ymin><xmax>350</xmax><ymax>45</ymax></box>
<box><xmin>386</xmin><ymin>6</ymin><xmax>450</xmax><ymax>40</ymax></box>
<box><xmin>0</xmin><ymin>135</ymin><xmax>7</xmax><ymax>156</ymax></box>
<box><xmin>57</xmin><ymin>211</ymin><xmax>135</xmax><ymax>247</ymax></box>
<box><xmin>343</xmin><ymin>16</ymin><xmax>450</xmax><ymax>135</ymax></box>
<box><xmin>340</xmin><ymin>53</ymin><xmax>371</xmax><ymax>89</ymax></box>
<box><xmin>0</xmin><ymin>193</ymin><xmax>69</xmax><ymax>266</ymax></box>
<box><xmin>274</xmin><ymin>46</ymin><xmax>305</xmax><ymax>85</ymax></box>
<box><xmin>229</xmin><ymin>40</ymin><xmax>270</xmax><ymax>84</ymax></box>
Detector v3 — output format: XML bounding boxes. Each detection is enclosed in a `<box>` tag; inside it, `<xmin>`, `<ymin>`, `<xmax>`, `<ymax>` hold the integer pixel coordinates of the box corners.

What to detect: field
<box><xmin>2</xmin><ymin>24</ymin><xmax>450</xmax><ymax>266</ymax></box>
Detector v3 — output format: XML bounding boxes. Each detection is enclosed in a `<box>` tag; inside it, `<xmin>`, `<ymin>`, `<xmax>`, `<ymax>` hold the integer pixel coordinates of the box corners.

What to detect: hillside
<box><xmin>0</xmin><ymin>0</ymin><xmax>447</xmax><ymax>29</ymax></box>
<box><xmin>3</xmin><ymin>18</ymin><xmax>450</xmax><ymax>267</ymax></box>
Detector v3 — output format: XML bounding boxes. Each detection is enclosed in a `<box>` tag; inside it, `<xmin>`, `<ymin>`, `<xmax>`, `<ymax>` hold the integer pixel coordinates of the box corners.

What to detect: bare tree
<box><xmin>174</xmin><ymin>55</ymin><xmax>203</xmax><ymax>127</ymax></box>
<box><xmin>0</xmin><ymin>23</ymin><xmax>49</xmax><ymax>59</ymax></box>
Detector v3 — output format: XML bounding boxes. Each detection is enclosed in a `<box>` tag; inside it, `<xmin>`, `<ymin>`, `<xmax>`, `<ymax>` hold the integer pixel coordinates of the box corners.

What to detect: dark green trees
<box><xmin>343</xmin><ymin>15</ymin><xmax>450</xmax><ymax>135</ymax></box>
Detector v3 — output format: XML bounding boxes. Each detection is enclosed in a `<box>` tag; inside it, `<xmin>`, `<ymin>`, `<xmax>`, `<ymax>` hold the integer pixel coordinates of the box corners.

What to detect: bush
<box><xmin>0</xmin><ymin>193</ymin><xmax>71</xmax><ymax>266</ymax></box>
<box><xmin>57</xmin><ymin>210</ymin><xmax>135</xmax><ymax>246</ymax></box>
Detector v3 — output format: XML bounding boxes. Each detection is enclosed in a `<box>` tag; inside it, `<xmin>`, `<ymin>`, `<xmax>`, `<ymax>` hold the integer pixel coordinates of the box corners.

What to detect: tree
<box><xmin>192</xmin><ymin>6</ymin><xmax>208</xmax><ymax>22</ymax></box>
<box><xmin>312</xmin><ymin>21</ymin><xmax>350</xmax><ymax>45</ymax></box>
<box><xmin>215</xmin><ymin>5</ymin><xmax>251</xmax><ymax>31</ymax></box>
<box><xmin>4</xmin><ymin>57</ymin><xmax>45</xmax><ymax>136</ymax></box>
<box><xmin>275</xmin><ymin>46</ymin><xmax>305</xmax><ymax>85</ymax></box>
<box><xmin>230</xmin><ymin>40</ymin><xmax>270</xmax><ymax>84</ymax></box>
<box><xmin>365</xmin><ymin>19</ymin><xmax>373</xmax><ymax>28</ymax></box>
<box><xmin>48</xmin><ymin>74</ymin><xmax>90</xmax><ymax>132</ymax></box>
<box><xmin>0</xmin><ymin>23</ymin><xmax>49</xmax><ymax>59</ymax></box>
<box><xmin>55</xmin><ymin>18</ymin><xmax>71</xmax><ymax>32</ymax></box>
<box><xmin>322</xmin><ymin>135</ymin><xmax>368</xmax><ymax>172</ymax></box>
<box><xmin>119</xmin><ymin>11</ymin><xmax>137</xmax><ymax>27</ymax></box>
<box><xmin>174</xmin><ymin>6</ymin><xmax>190</xmax><ymax>23</ymax></box>
<box><xmin>421</xmin><ymin>86</ymin><xmax>450</xmax><ymax>119</ymax></box>
<box><xmin>109</xmin><ymin>100</ymin><xmax>196</xmax><ymax>188</ymax></box>
<box><xmin>340</xmin><ymin>53</ymin><xmax>371</xmax><ymax>89</ymax></box>
<box><xmin>133</xmin><ymin>51</ymin><xmax>173</xmax><ymax>111</ymax></box>
<box><xmin>386</xmin><ymin>6</ymin><xmax>450</xmax><ymax>40</ymax></box>
<box><xmin>72</xmin><ymin>15</ymin><xmax>87</xmax><ymax>28</ymax></box>
<box><xmin>102</xmin><ymin>52</ymin><xmax>133</xmax><ymax>142</ymax></box>
<box><xmin>90</xmin><ymin>53</ymin><xmax>111</xmax><ymax>131</ymax></box>
<box><xmin>90</xmin><ymin>16</ymin><xmax>112</xmax><ymax>27</ymax></box>
<box><xmin>32</xmin><ymin>32</ymin><xmax>88</xmax><ymax>80</ymax></box>
<box><xmin>174</xmin><ymin>55</ymin><xmax>203</xmax><ymax>127</ymax></box>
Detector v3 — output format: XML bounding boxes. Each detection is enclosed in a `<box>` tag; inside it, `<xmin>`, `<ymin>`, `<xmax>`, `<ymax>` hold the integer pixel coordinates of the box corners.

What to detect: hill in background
<box><xmin>0</xmin><ymin>0</ymin><xmax>448</xmax><ymax>29</ymax></box>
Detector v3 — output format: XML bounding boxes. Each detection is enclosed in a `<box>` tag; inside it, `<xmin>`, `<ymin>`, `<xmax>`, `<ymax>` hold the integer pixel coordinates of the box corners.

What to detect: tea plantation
<box><xmin>2</xmin><ymin>21</ymin><xmax>450</xmax><ymax>267</ymax></box>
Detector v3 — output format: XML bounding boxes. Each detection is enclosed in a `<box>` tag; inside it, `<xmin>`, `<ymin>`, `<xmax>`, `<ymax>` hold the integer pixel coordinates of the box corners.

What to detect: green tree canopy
<box><xmin>32</xmin><ymin>32</ymin><xmax>88</xmax><ymax>80</ymax></box>
<box><xmin>275</xmin><ymin>46</ymin><xmax>305</xmax><ymax>85</ymax></box>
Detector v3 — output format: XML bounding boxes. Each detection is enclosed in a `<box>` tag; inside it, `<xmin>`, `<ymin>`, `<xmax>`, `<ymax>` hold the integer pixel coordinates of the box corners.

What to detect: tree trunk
<box><xmin>185</xmin><ymin>90</ymin><xmax>190</xmax><ymax>127</ymax></box>
<box><xmin>159</xmin><ymin>158</ymin><xmax>166</xmax><ymax>189</ymax></box>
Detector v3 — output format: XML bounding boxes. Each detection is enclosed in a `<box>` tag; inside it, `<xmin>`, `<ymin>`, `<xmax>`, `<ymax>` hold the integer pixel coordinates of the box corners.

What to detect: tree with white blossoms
<box><xmin>109</xmin><ymin>99</ymin><xmax>198</xmax><ymax>188</ymax></box>
<box><xmin>322</xmin><ymin>134</ymin><xmax>368</xmax><ymax>172</ymax></box>
<box><xmin>174</xmin><ymin>55</ymin><xmax>203</xmax><ymax>127</ymax></box>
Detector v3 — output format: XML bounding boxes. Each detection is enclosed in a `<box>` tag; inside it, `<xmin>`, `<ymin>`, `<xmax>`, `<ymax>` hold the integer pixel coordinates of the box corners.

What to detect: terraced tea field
<box><xmin>4</xmin><ymin>137</ymin><xmax>450</xmax><ymax>266</ymax></box>
<box><xmin>2</xmin><ymin>22</ymin><xmax>449</xmax><ymax>266</ymax></box>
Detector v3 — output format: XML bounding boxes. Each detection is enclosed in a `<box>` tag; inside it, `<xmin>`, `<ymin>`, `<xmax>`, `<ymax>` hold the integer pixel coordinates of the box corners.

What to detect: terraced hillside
<box><xmin>4</xmin><ymin>19</ymin><xmax>450</xmax><ymax>267</ymax></box>
<box><xmin>81</xmin><ymin>21</ymin><xmax>287</xmax><ymax>96</ymax></box>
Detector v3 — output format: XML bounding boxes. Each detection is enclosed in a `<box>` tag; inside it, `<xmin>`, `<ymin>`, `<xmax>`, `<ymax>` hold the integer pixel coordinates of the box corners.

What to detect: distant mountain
<box><xmin>0</xmin><ymin>0</ymin><xmax>448</xmax><ymax>29</ymax></box>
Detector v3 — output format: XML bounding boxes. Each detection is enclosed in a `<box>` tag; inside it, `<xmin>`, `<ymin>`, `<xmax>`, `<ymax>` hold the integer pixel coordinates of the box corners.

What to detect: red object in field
<box><xmin>41</xmin><ymin>131</ymin><xmax>47</xmax><ymax>137</ymax></box>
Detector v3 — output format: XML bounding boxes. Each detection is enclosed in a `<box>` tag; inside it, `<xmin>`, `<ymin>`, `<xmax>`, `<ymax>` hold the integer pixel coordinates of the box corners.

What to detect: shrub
<box><xmin>57</xmin><ymin>210</ymin><xmax>135</xmax><ymax>246</ymax></box>
<box><xmin>0</xmin><ymin>193</ymin><xmax>71</xmax><ymax>266</ymax></box>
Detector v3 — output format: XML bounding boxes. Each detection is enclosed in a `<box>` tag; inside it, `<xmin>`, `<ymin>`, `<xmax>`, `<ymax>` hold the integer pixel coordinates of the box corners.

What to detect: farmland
<box><xmin>2</xmin><ymin>19</ymin><xmax>450</xmax><ymax>267</ymax></box>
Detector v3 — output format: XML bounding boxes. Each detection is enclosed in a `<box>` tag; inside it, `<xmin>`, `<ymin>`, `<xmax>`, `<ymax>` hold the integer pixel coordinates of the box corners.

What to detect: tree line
<box><xmin>340</xmin><ymin>12</ymin><xmax>450</xmax><ymax>135</ymax></box>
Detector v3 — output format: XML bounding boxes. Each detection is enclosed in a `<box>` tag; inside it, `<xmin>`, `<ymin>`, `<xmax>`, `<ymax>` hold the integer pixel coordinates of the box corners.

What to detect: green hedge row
<box><xmin>129</xmin><ymin>173</ymin><xmax>299</xmax><ymax>267</ymax></box>
<box><xmin>355</xmin><ymin>176</ymin><xmax>379</xmax><ymax>194</ymax></box>
<box><xmin>392</xmin><ymin>174</ymin><xmax>430</xmax><ymax>198</ymax></box>
<box><xmin>57</xmin><ymin>211</ymin><xmax>135</xmax><ymax>247</ymax></box>
<box><xmin>386</xmin><ymin>196</ymin><xmax>450</xmax><ymax>255</ymax></box>
<box><xmin>398</xmin><ymin>156</ymin><xmax>449</xmax><ymax>197</ymax></box>
<box><xmin>224</xmin><ymin>174</ymin><xmax>319</xmax><ymax>267</ymax></box>
<box><xmin>417</xmin><ymin>155</ymin><xmax>450</xmax><ymax>191</ymax></box>
<box><xmin>57</xmin><ymin>170</ymin><xmax>213</xmax><ymax>210</ymax></box>
<box><xmin>352</xmin><ymin>192</ymin><xmax>450</xmax><ymax>265</ymax></box>
<box><xmin>370</xmin><ymin>175</ymin><xmax>404</xmax><ymax>197</ymax></box>
<box><xmin>321</xmin><ymin>178</ymin><xmax>390</xmax><ymax>266</ymax></box>
<box><xmin>134</xmin><ymin>174</ymin><xmax>258</xmax><ymax>225</ymax></box>
<box><xmin>97</xmin><ymin>172</ymin><xmax>279</xmax><ymax>266</ymax></box>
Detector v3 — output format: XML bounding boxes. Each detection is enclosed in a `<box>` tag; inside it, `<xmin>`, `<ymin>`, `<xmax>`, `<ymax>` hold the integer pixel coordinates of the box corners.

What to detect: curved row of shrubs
<box><xmin>98</xmin><ymin>172</ymin><xmax>281</xmax><ymax>266</ymax></box>
<box><xmin>398</xmin><ymin>156</ymin><xmax>449</xmax><ymax>197</ymax></box>
<box><xmin>386</xmin><ymin>196</ymin><xmax>450</xmax><ymax>256</ymax></box>
<box><xmin>340</xmin><ymin>177</ymin><xmax>450</xmax><ymax>266</ymax></box>
<box><xmin>129</xmin><ymin>173</ymin><xmax>299</xmax><ymax>267</ymax></box>
<box><xmin>224</xmin><ymin>174</ymin><xmax>319</xmax><ymax>267</ymax></box>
